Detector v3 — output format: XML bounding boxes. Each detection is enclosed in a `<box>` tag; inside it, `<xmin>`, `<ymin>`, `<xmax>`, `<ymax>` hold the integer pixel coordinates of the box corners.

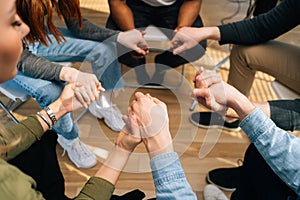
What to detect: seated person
<box><xmin>106</xmin><ymin>0</ymin><xmax>206</xmax><ymax>85</ymax></box>
<box><xmin>16</xmin><ymin>0</ymin><xmax>149</xmax><ymax>132</ymax></box>
<box><xmin>172</xmin><ymin>0</ymin><xmax>300</xmax><ymax>129</ymax></box>
<box><xmin>0</xmin><ymin>3</ymin><xmax>196</xmax><ymax>199</ymax></box>
<box><xmin>192</xmin><ymin>68</ymin><xmax>300</xmax><ymax>200</ymax></box>
<box><xmin>7</xmin><ymin>0</ymin><xmax>148</xmax><ymax>168</ymax></box>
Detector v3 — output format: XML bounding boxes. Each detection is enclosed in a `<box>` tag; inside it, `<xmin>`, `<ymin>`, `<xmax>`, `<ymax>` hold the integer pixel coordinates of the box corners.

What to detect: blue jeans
<box><xmin>28</xmin><ymin>27</ymin><xmax>124</xmax><ymax>90</ymax></box>
<box><xmin>3</xmin><ymin>72</ymin><xmax>78</xmax><ymax>140</ymax></box>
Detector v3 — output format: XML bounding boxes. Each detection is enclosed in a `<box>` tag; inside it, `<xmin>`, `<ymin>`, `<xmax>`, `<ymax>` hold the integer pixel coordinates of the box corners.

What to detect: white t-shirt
<box><xmin>141</xmin><ymin>0</ymin><xmax>177</xmax><ymax>7</ymax></box>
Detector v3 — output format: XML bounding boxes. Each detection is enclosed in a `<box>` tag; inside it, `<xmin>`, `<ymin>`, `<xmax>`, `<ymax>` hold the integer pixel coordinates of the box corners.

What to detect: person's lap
<box><xmin>106</xmin><ymin>0</ymin><xmax>206</xmax><ymax>70</ymax></box>
<box><xmin>9</xmin><ymin>130</ymin><xmax>70</xmax><ymax>200</ymax></box>
<box><xmin>228</xmin><ymin>41</ymin><xmax>300</xmax><ymax>95</ymax></box>
<box><xmin>231</xmin><ymin>143</ymin><xmax>298</xmax><ymax>200</ymax></box>
<box><xmin>4</xmin><ymin>72</ymin><xmax>78</xmax><ymax>139</ymax></box>
<box><xmin>28</xmin><ymin>27</ymin><xmax>124</xmax><ymax>90</ymax></box>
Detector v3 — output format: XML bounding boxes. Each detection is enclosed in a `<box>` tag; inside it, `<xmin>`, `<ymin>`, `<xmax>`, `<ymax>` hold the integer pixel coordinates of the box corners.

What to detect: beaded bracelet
<box><xmin>44</xmin><ymin>106</ymin><xmax>57</xmax><ymax>125</ymax></box>
<box><xmin>36</xmin><ymin>112</ymin><xmax>51</xmax><ymax>129</ymax></box>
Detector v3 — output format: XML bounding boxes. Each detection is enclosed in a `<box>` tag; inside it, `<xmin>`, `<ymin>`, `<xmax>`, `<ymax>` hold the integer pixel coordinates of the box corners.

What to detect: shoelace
<box><xmin>60</xmin><ymin>138</ymin><xmax>91</xmax><ymax>159</ymax></box>
<box><xmin>70</xmin><ymin>139</ymin><xmax>91</xmax><ymax>159</ymax></box>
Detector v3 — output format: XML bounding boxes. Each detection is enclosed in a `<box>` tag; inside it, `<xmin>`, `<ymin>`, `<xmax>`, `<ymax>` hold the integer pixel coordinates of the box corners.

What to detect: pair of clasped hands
<box><xmin>60</xmin><ymin>27</ymin><xmax>198</xmax><ymax>110</ymax></box>
<box><xmin>56</xmin><ymin>80</ymin><xmax>172</xmax><ymax>158</ymax></box>
<box><xmin>117</xmin><ymin>27</ymin><xmax>201</xmax><ymax>59</ymax></box>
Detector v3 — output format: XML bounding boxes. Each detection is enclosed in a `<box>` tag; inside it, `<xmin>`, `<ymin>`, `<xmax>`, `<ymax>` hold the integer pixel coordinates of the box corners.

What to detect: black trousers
<box><xmin>106</xmin><ymin>0</ymin><xmax>206</xmax><ymax>69</ymax></box>
<box><xmin>8</xmin><ymin>131</ymin><xmax>70</xmax><ymax>200</ymax></box>
<box><xmin>231</xmin><ymin>144</ymin><xmax>298</xmax><ymax>200</ymax></box>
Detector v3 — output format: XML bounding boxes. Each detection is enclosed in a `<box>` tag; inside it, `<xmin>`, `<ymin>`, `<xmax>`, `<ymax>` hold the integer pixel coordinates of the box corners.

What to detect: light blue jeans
<box><xmin>3</xmin><ymin>72</ymin><xmax>78</xmax><ymax>139</ymax></box>
<box><xmin>8</xmin><ymin>27</ymin><xmax>125</xmax><ymax>139</ymax></box>
<box><xmin>28</xmin><ymin>27</ymin><xmax>124</xmax><ymax>90</ymax></box>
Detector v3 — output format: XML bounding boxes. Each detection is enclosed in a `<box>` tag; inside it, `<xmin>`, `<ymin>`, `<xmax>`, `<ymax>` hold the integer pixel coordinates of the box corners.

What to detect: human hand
<box><xmin>117</xmin><ymin>107</ymin><xmax>142</xmax><ymax>153</ymax></box>
<box><xmin>74</xmin><ymin>71</ymin><xmax>105</xmax><ymax>107</ymax></box>
<box><xmin>117</xmin><ymin>29</ymin><xmax>149</xmax><ymax>57</ymax></box>
<box><xmin>192</xmin><ymin>69</ymin><xmax>233</xmax><ymax>113</ymax></box>
<box><xmin>171</xmin><ymin>27</ymin><xmax>202</xmax><ymax>55</ymax></box>
<box><xmin>48</xmin><ymin>83</ymin><xmax>88</xmax><ymax>120</ymax></box>
<box><xmin>60</xmin><ymin>67</ymin><xmax>105</xmax><ymax>107</ymax></box>
<box><xmin>193</xmin><ymin>67</ymin><xmax>222</xmax><ymax>89</ymax></box>
<box><xmin>193</xmin><ymin>68</ymin><xmax>256</xmax><ymax>120</ymax></box>
<box><xmin>129</xmin><ymin>92</ymin><xmax>173</xmax><ymax>158</ymax></box>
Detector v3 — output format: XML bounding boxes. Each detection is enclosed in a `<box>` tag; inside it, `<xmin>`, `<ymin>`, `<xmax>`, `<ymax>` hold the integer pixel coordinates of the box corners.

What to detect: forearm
<box><xmin>76</xmin><ymin>177</ymin><xmax>115</xmax><ymax>200</ymax></box>
<box><xmin>218</xmin><ymin>0</ymin><xmax>300</xmax><ymax>45</ymax></box>
<box><xmin>240</xmin><ymin>108</ymin><xmax>300</xmax><ymax>195</ymax></box>
<box><xmin>227</xmin><ymin>85</ymin><xmax>256</xmax><ymax>120</ymax></box>
<box><xmin>59</xmin><ymin>67</ymin><xmax>79</xmax><ymax>83</ymax></box>
<box><xmin>4</xmin><ymin>116</ymin><xmax>44</xmax><ymax>160</ymax></box>
<box><xmin>64</xmin><ymin>17</ymin><xmax>120</xmax><ymax>42</ymax></box>
<box><xmin>94</xmin><ymin>147</ymin><xmax>131</xmax><ymax>185</ymax></box>
<box><xmin>151</xmin><ymin>152</ymin><xmax>197</xmax><ymax>199</ymax></box>
<box><xmin>108</xmin><ymin>0</ymin><xmax>135</xmax><ymax>30</ymax></box>
<box><xmin>252</xmin><ymin>102</ymin><xmax>270</xmax><ymax>117</ymax></box>
<box><xmin>201</xmin><ymin>27</ymin><xmax>221</xmax><ymax>41</ymax></box>
<box><xmin>144</xmin><ymin>129</ymin><xmax>174</xmax><ymax>159</ymax></box>
<box><xmin>177</xmin><ymin>0</ymin><xmax>202</xmax><ymax>28</ymax></box>
<box><xmin>17</xmin><ymin>48</ymin><xmax>63</xmax><ymax>82</ymax></box>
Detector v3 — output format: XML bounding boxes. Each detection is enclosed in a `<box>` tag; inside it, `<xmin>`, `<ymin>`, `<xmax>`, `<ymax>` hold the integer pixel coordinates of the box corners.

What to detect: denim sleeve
<box><xmin>17</xmin><ymin>48</ymin><xmax>63</xmax><ymax>82</ymax></box>
<box><xmin>268</xmin><ymin>99</ymin><xmax>300</xmax><ymax>131</ymax></box>
<box><xmin>240</xmin><ymin>108</ymin><xmax>300</xmax><ymax>196</ymax></box>
<box><xmin>64</xmin><ymin>17</ymin><xmax>120</xmax><ymax>42</ymax></box>
<box><xmin>150</xmin><ymin>152</ymin><xmax>197</xmax><ymax>200</ymax></box>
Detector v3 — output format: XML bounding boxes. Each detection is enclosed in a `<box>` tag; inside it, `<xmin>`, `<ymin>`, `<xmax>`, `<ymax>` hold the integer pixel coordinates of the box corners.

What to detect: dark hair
<box><xmin>17</xmin><ymin>0</ymin><xmax>82</xmax><ymax>46</ymax></box>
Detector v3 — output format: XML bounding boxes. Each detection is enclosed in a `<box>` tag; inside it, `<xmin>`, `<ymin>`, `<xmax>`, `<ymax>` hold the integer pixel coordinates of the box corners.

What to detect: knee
<box><xmin>230</xmin><ymin>45</ymin><xmax>253</xmax><ymax>60</ymax></box>
<box><xmin>35</xmin><ymin>83</ymin><xmax>64</xmax><ymax>108</ymax></box>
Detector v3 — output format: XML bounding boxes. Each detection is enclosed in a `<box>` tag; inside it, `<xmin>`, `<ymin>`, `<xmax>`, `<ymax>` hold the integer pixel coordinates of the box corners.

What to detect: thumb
<box><xmin>172</xmin><ymin>44</ymin><xmax>187</xmax><ymax>55</ymax></box>
<box><xmin>140</xmin><ymin>30</ymin><xmax>146</xmax><ymax>36</ymax></box>
<box><xmin>192</xmin><ymin>88</ymin><xmax>210</xmax><ymax>99</ymax></box>
<box><xmin>133</xmin><ymin>47</ymin><xmax>147</xmax><ymax>55</ymax></box>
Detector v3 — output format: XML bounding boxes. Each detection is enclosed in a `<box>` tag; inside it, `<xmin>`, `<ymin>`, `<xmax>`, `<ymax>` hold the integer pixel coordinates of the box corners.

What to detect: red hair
<box><xmin>17</xmin><ymin>0</ymin><xmax>82</xmax><ymax>46</ymax></box>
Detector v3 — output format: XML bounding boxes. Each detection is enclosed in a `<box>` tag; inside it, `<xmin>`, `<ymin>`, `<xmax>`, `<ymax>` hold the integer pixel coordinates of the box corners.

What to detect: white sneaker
<box><xmin>88</xmin><ymin>100</ymin><xmax>125</xmax><ymax>132</ymax></box>
<box><xmin>57</xmin><ymin>135</ymin><xmax>97</xmax><ymax>168</ymax></box>
<box><xmin>203</xmin><ymin>184</ymin><xmax>229</xmax><ymax>200</ymax></box>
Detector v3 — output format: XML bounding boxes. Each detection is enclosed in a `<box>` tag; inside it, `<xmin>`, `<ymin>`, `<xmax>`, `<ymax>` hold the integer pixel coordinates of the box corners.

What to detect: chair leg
<box><xmin>189</xmin><ymin>99</ymin><xmax>198</xmax><ymax>111</ymax></box>
<box><xmin>124</xmin><ymin>64</ymin><xmax>185</xmax><ymax>90</ymax></box>
<box><xmin>73</xmin><ymin>108</ymin><xmax>89</xmax><ymax>123</ymax></box>
<box><xmin>0</xmin><ymin>100</ymin><xmax>19</xmax><ymax>124</ymax></box>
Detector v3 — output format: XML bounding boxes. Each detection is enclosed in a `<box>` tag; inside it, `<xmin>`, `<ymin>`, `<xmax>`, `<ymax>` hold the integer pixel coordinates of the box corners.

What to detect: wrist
<box><xmin>143</xmin><ymin>129</ymin><xmax>174</xmax><ymax>159</ymax></box>
<box><xmin>103</xmin><ymin>146</ymin><xmax>131</xmax><ymax>171</ymax></box>
<box><xmin>204</xmin><ymin>27</ymin><xmax>221</xmax><ymax>41</ymax></box>
<box><xmin>48</xmin><ymin>100</ymin><xmax>68</xmax><ymax>121</ymax></box>
<box><xmin>229</xmin><ymin>93</ymin><xmax>256</xmax><ymax>120</ymax></box>
<box><xmin>59</xmin><ymin>67</ymin><xmax>78</xmax><ymax>82</ymax></box>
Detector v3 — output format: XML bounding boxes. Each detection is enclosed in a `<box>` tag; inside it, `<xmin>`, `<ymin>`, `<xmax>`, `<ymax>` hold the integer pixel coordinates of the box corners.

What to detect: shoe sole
<box><xmin>189</xmin><ymin>115</ymin><xmax>241</xmax><ymax>132</ymax></box>
<box><xmin>206</xmin><ymin>174</ymin><xmax>236</xmax><ymax>192</ymax></box>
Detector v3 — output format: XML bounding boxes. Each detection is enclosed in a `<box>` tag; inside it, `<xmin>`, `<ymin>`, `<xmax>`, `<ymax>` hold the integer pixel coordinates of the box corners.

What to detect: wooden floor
<box><xmin>1</xmin><ymin>0</ymin><xmax>299</xmax><ymax>199</ymax></box>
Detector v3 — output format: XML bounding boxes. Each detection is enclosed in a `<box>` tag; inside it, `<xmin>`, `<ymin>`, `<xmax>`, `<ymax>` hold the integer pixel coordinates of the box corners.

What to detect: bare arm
<box><xmin>176</xmin><ymin>0</ymin><xmax>202</xmax><ymax>30</ymax></box>
<box><xmin>108</xmin><ymin>0</ymin><xmax>135</xmax><ymax>31</ymax></box>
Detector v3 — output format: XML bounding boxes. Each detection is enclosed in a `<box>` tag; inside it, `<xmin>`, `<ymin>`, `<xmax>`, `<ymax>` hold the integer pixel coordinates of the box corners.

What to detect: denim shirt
<box><xmin>150</xmin><ymin>152</ymin><xmax>197</xmax><ymax>200</ymax></box>
<box><xmin>240</xmin><ymin>108</ymin><xmax>300</xmax><ymax>196</ymax></box>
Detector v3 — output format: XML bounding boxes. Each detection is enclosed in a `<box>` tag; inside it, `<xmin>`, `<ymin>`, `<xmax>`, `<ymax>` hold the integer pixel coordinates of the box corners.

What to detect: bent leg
<box><xmin>7</xmin><ymin>72</ymin><xmax>78</xmax><ymax>139</ymax></box>
<box><xmin>231</xmin><ymin>144</ymin><xmax>297</xmax><ymax>200</ymax></box>
<box><xmin>9</xmin><ymin>131</ymin><xmax>69</xmax><ymax>200</ymax></box>
<box><xmin>29</xmin><ymin>27</ymin><xmax>124</xmax><ymax>90</ymax></box>
<box><xmin>228</xmin><ymin>41</ymin><xmax>300</xmax><ymax>96</ymax></box>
